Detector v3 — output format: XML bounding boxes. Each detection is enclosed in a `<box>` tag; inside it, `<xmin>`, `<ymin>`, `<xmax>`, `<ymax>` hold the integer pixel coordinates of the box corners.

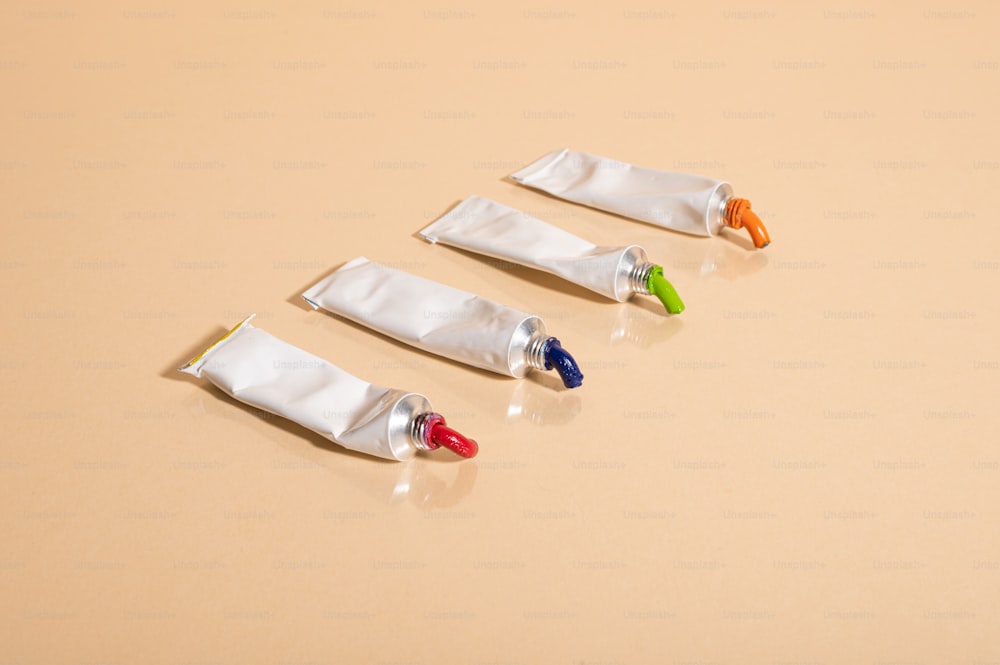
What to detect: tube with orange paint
<box><xmin>509</xmin><ymin>148</ymin><xmax>771</xmax><ymax>249</ymax></box>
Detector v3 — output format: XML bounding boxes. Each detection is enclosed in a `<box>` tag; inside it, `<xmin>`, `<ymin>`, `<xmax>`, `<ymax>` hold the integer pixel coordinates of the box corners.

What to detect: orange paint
<box><xmin>725</xmin><ymin>198</ymin><xmax>771</xmax><ymax>249</ymax></box>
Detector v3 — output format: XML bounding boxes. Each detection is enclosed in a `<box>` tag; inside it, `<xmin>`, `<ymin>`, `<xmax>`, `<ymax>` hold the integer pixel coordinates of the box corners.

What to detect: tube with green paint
<box><xmin>420</xmin><ymin>196</ymin><xmax>684</xmax><ymax>315</ymax></box>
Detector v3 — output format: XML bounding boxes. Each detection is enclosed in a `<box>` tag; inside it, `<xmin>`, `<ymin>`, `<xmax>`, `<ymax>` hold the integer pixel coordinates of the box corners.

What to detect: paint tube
<box><xmin>509</xmin><ymin>148</ymin><xmax>771</xmax><ymax>249</ymax></box>
<box><xmin>302</xmin><ymin>257</ymin><xmax>583</xmax><ymax>389</ymax></box>
<box><xmin>179</xmin><ymin>315</ymin><xmax>478</xmax><ymax>461</ymax></box>
<box><xmin>419</xmin><ymin>195</ymin><xmax>684</xmax><ymax>314</ymax></box>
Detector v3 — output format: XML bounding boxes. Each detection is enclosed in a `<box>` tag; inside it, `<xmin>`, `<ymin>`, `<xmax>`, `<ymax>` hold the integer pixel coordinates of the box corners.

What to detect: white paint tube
<box><xmin>419</xmin><ymin>195</ymin><xmax>685</xmax><ymax>314</ymax></box>
<box><xmin>179</xmin><ymin>315</ymin><xmax>478</xmax><ymax>461</ymax></box>
<box><xmin>302</xmin><ymin>257</ymin><xmax>583</xmax><ymax>388</ymax></box>
<box><xmin>509</xmin><ymin>148</ymin><xmax>771</xmax><ymax>248</ymax></box>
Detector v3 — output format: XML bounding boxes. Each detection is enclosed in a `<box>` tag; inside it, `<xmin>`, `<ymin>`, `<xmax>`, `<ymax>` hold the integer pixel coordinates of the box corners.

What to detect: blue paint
<box><xmin>543</xmin><ymin>337</ymin><xmax>584</xmax><ymax>389</ymax></box>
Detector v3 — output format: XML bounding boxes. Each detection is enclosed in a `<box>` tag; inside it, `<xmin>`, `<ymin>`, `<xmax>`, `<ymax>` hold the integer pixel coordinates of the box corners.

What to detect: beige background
<box><xmin>1</xmin><ymin>0</ymin><xmax>998</xmax><ymax>662</ymax></box>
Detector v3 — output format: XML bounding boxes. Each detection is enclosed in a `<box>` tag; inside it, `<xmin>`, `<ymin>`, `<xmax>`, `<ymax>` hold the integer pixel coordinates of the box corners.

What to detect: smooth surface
<box><xmin>1</xmin><ymin>1</ymin><xmax>998</xmax><ymax>663</ymax></box>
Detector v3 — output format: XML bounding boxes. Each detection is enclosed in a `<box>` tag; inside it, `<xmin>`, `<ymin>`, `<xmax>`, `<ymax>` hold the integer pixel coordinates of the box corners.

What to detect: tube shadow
<box><xmin>182</xmin><ymin>386</ymin><xmax>479</xmax><ymax>508</ymax></box>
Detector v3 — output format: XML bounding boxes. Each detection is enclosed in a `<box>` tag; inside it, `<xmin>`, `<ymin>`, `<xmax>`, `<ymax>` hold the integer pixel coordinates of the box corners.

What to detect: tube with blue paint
<box><xmin>302</xmin><ymin>257</ymin><xmax>583</xmax><ymax>389</ymax></box>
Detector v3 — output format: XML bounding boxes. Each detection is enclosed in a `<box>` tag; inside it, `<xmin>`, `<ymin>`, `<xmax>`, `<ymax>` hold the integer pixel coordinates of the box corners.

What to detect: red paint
<box><xmin>429</xmin><ymin>421</ymin><xmax>479</xmax><ymax>458</ymax></box>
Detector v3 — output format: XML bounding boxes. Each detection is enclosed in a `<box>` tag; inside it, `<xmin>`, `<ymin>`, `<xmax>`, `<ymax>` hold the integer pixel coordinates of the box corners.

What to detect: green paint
<box><xmin>646</xmin><ymin>265</ymin><xmax>685</xmax><ymax>314</ymax></box>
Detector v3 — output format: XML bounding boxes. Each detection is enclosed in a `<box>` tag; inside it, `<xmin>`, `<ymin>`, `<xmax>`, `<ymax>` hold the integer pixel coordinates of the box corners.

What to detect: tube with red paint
<box><xmin>180</xmin><ymin>315</ymin><xmax>477</xmax><ymax>461</ymax></box>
